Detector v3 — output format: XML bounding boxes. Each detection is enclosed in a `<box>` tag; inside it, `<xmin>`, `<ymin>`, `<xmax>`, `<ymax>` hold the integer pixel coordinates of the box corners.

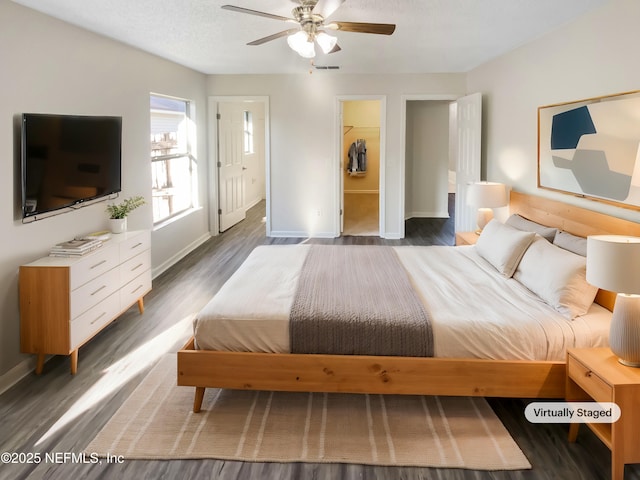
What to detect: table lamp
<box><xmin>587</xmin><ymin>235</ymin><xmax>640</xmax><ymax>367</ymax></box>
<box><xmin>466</xmin><ymin>182</ymin><xmax>507</xmax><ymax>233</ymax></box>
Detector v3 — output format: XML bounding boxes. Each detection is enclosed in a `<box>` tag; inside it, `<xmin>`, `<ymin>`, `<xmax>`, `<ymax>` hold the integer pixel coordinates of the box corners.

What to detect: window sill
<box><xmin>153</xmin><ymin>206</ymin><xmax>203</xmax><ymax>232</ymax></box>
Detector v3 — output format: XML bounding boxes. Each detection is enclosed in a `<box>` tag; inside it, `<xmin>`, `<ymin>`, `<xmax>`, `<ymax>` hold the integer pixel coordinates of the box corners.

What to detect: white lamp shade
<box><xmin>587</xmin><ymin>235</ymin><xmax>640</xmax><ymax>294</ymax></box>
<box><xmin>315</xmin><ymin>32</ymin><xmax>337</xmax><ymax>54</ymax></box>
<box><xmin>466</xmin><ymin>182</ymin><xmax>507</xmax><ymax>208</ymax></box>
<box><xmin>287</xmin><ymin>31</ymin><xmax>316</xmax><ymax>58</ymax></box>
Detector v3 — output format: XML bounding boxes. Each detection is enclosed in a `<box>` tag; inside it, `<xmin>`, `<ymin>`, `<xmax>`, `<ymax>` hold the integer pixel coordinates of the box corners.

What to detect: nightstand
<box><xmin>455</xmin><ymin>231</ymin><xmax>479</xmax><ymax>246</ymax></box>
<box><xmin>566</xmin><ymin>348</ymin><xmax>640</xmax><ymax>480</ymax></box>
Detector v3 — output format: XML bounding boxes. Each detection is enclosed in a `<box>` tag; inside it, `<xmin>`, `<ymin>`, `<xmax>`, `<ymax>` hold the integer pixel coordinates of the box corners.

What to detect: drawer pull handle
<box><xmin>90</xmin><ymin>260</ymin><xmax>107</xmax><ymax>269</ymax></box>
<box><xmin>131</xmin><ymin>242</ymin><xmax>143</xmax><ymax>250</ymax></box>
<box><xmin>91</xmin><ymin>285</ymin><xmax>107</xmax><ymax>296</ymax></box>
<box><xmin>131</xmin><ymin>263</ymin><xmax>143</xmax><ymax>272</ymax></box>
<box><xmin>585</xmin><ymin>370</ymin><xmax>592</xmax><ymax>378</ymax></box>
<box><xmin>90</xmin><ymin>312</ymin><xmax>107</xmax><ymax>325</ymax></box>
<box><xmin>131</xmin><ymin>284</ymin><xmax>144</xmax><ymax>294</ymax></box>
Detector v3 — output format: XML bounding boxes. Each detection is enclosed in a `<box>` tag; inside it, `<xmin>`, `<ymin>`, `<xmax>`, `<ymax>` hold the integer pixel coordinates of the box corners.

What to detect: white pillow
<box><xmin>475</xmin><ymin>219</ymin><xmax>535</xmax><ymax>277</ymax></box>
<box><xmin>513</xmin><ymin>235</ymin><xmax>598</xmax><ymax>319</ymax></box>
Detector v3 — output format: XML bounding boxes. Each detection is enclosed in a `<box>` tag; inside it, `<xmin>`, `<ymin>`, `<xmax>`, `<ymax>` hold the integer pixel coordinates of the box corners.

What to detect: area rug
<box><xmin>86</xmin><ymin>354</ymin><xmax>531</xmax><ymax>470</ymax></box>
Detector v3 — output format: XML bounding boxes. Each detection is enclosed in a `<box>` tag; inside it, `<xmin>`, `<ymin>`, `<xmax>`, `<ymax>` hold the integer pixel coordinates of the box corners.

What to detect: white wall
<box><xmin>0</xmin><ymin>1</ymin><xmax>209</xmax><ymax>381</ymax></box>
<box><xmin>467</xmin><ymin>0</ymin><xmax>640</xmax><ymax>223</ymax></box>
<box><xmin>405</xmin><ymin>101</ymin><xmax>450</xmax><ymax>218</ymax></box>
<box><xmin>243</xmin><ymin>102</ymin><xmax>266</xmax><ymax>209</ymax></box>
<box><xmin>207</xmin><ymin>74</ymin><xmax>467</xmax><ymax>238</ymax></box>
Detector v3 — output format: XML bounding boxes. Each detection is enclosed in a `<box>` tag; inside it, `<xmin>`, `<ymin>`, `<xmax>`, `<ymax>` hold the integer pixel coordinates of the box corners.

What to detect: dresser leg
<box><xmin>70</xmin><ymin>350</ymin><xmax>78</xmax><ymax>375</ymax></box>
<box><xmin>35</xmin><ymin>354</ymin><xmax>45</xmax><ymax>375</ymax></box>
<box><xmin>137</xmin><ymin>298</ymin><xmax>144</xmax><ymax>314</ymax></box>
<box><xmin>568</xmin><ymin>423</ymin><xmax>579</xmax><ymax>442</ymax></box>
<box><xmin>612</xmin><ymin>460</ymin><xmax>624</xmax><ymax>480</ymax></box>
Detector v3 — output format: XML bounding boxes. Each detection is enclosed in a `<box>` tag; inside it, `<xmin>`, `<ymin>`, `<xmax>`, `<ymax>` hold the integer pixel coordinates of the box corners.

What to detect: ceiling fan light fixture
<box><xmin>287</xmin><ymin>30</ymin><xmax>316</xmax><ymax>58</ymax></box>
<box><xmin>315</xmin><ymin>31</ymin><xmax>337</xmax><ymax>54</ymax></box>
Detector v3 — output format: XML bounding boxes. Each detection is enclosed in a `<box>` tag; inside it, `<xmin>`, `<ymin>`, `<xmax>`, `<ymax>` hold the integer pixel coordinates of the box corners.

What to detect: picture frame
<box><xmin>538</xmin><ymin>90</ymin><xmax>640</xmax><ymax>210</ymax></box>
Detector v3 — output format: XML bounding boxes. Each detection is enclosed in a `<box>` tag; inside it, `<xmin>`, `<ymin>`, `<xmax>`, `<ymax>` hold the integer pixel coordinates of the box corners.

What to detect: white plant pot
<box><xmin>109</xmin><ymin>217</ymin><xmax>127</xmax><ymax>234</ymax></box>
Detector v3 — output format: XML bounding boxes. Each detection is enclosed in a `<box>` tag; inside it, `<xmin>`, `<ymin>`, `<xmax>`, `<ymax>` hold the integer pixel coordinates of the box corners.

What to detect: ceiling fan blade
<box><xmin>247</xmin><ymin>29</ymin><xmax>299</xmax><ymax>46</ymax></box>
<box><xmin>326</xmin><ymin>21</ymin><xmax>396</xmax><ymax>35</ymax></box>
<box><xmin>221</xmin><ymin>5</ymin><xmax>295</xmax><ymax>22</ymax></box>
<box><xmin>312</xmin><ymin>0</ymin><xmax>345</xmax><ymax>19</ymax></box>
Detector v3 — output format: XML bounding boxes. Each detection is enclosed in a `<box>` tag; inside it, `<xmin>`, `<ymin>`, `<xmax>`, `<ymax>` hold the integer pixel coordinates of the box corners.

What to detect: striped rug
<box><xmin>86</xmin><ymin>355</ymin><xmax>531</xmax><ymax>470</ymax></box>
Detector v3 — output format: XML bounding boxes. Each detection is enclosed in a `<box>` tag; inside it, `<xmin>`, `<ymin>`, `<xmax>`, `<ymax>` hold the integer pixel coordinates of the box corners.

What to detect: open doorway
<box><xmin>208</xmin><ymin>96</ymin><xmax>269</xmax><ymax>236</ymax></box>
<box><xmin>340</xmin><ymin>99</ymin><xmax>382</xmax><ymax>236</ymax></box>
<box><xmin>405</xmin><ymin>100</ymin><xmax>453</xmax><ymax>221</ymax></box>
<box><xmin>400</xmin><ymin>93</ymin><xmax>481</xmax><ymax>238</ymax></box>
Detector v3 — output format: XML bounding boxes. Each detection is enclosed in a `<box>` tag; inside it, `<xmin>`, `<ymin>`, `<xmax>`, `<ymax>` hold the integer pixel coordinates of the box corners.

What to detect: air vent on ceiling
<box><xmin>314</xmin><ymin>65</ymin><xmax>340</xmax><ymax>70</ymax></box>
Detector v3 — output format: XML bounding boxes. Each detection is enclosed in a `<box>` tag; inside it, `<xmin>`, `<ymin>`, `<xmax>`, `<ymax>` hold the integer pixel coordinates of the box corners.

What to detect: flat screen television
<box><xmin>21</xmin><ymin>113</ymin><xmax>122</xmax><ymax>218</ymax></box>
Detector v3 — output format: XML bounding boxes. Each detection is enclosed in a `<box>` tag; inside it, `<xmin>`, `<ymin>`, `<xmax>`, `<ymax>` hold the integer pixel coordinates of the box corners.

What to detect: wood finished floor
<box><xmin>0</xmin><ymin>199</ymin><xmax>637</xmax><ymax>480</ymax></box>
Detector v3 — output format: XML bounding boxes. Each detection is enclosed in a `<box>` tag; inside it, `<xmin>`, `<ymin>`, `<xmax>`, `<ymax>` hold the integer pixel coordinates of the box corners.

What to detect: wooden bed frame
<box><xmin>178</xmin><ymin>191</ymin><xmax>640</xmax><ymax>412</ymax></box>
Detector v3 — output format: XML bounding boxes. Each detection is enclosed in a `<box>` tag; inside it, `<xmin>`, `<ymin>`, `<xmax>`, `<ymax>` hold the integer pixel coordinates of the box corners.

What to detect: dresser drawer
<box><xmin>120</xmin><ymin>231</ymin><xmax>151</xmax><ymax>263</ymax></box>
<box><xmin>568</xmin><ymin>356</ymin><xmax>612</xmax><ymax>402</ymax></box>
<box><xmin>70</xmin><ymin>266</ymin><xmax>120</xmax><ymax>319</ymax></box>
<box><xmin>70</xmin><ymin>292</ymin><xmax>121</xmax><ymax>350</ymax></box>
<box><xmin>121</xmin><ymin>269</ymin><xmax>152</xmax><ymax>311</ymax></box>
<box><xmin>120</xmin><ymin>251</ymin><xmax>151</xmax><ymax>287</ymax></box>
<box><xmin>70</xmin><ymin>244</ymin><xmax>119</xmax><ymax>290</ymax></box>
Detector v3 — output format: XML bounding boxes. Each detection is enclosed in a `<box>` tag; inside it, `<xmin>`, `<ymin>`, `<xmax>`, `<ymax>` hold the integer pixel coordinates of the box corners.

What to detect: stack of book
<box><xmin>49</xmin><ymin>238</ymin><xmax>103</xmax><ymax>257</ymax></box>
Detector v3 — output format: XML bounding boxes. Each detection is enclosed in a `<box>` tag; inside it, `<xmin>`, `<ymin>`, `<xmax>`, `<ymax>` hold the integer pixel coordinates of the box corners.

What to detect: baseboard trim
<box><xmin>383</xmin><ymin>232</ymin><xmax>403</xmax><ymax>240</ymax></box>
<box><xmin>405</xmin><ymin>211</ymin><xmax>450</xmax><ymax>220</ymax></box>
<box><xmin>0</xmin><ymin>356</ymin><xmax>40</xmax><ymax>396</ymax></box>
<box><xmin>152</xmin><ymin>232</ymin><xmax>212</xmax><ymax>279</ymax></box>
<box><xmin>269</xmin><ymin>231</ymin><xmax>336</xmax><ymax>239</ymax></box>
<box><xmin>344</xmin><ymin>190</ymin><xmax>379</xmax><ymax>195</ymax></box>
<box><xmin>245</xmin><ymin>197</ymin><xmax>264</xmax><ymax>211</ymax></box>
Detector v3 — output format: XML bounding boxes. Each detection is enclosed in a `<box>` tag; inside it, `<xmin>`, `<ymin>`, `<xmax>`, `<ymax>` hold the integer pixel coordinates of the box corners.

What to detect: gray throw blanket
<box><xmin>289</xmin><ymin>245</ymin><xmax>433</xmax><ymax>356</ymax></box>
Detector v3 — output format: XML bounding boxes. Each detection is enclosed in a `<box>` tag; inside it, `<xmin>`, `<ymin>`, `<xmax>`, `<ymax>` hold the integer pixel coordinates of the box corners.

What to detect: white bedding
<box><xmin>193</xmin><ymin>244</ymin><xmax>610</xmax><ymax>361</ymax></box>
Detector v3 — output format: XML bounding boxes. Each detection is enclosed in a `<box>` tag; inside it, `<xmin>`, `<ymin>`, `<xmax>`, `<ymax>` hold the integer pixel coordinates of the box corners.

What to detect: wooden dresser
<box><xmin>19</xmin><ymin>230</ymin><xmax>152</xmax><ymax>374</ymax></box>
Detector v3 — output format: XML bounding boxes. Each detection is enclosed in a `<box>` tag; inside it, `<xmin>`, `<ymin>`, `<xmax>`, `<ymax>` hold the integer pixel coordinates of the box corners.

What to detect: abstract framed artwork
<box><xmin>538</xmin><ymin>90</ymin><xmax>640</xmax><ymax>210</ymax></box>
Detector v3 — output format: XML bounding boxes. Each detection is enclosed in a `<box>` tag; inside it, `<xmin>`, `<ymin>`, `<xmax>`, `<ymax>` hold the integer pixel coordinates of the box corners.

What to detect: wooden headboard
<box><xmin>509</xmin><ymin>191</ymin><xmax>640</xmax><ymax>311</ymax></box>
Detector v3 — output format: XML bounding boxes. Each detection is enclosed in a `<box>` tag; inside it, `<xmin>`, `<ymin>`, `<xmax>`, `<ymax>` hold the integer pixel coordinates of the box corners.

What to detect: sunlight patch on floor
<box><xmin>35</xmin><ymin>315</ymin><xmax>194</xmax><ymax>447</ymax></box>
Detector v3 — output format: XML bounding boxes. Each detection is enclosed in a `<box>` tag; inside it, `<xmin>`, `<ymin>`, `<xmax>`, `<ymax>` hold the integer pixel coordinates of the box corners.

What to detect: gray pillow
<box><xmin>505</xmin><ymin>214</ymin><xmax>557</xmax><ymax>243</ymax></box>
<box><xmin>553</xmin><ymin>230</ymin><xmax>587</xmax><ymax>257</ymax></box>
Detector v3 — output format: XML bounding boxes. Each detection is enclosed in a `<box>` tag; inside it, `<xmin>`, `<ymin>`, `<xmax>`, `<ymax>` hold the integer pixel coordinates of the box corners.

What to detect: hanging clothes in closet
<box><xmin>347</xmin><ymin>139</ymin><xmax>367</xmax><ymax>176</ymax></box>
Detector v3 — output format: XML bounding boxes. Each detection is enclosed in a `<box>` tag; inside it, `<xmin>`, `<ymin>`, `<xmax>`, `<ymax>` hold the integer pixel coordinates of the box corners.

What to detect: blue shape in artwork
<box><xmin>550</xmin><ymin>106</ymin><xmax>597</xmax><ymax>150</ymax></box>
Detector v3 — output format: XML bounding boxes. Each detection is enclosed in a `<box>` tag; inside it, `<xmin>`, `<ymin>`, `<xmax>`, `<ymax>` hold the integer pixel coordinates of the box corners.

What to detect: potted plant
<box><xmin>106</xmin><ymin>196</ymin><xmax>145</xmax><ymax>233</ymax></box>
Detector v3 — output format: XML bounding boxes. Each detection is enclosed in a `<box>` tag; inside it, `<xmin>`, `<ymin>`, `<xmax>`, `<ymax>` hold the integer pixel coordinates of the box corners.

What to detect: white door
<box><xmin>454</xmin><ymin>92</ymin><xmax>482</xmax><ymax>233</ymax></box>
<box><xmin>218</xmin><ymin>103</ymin><xmax>246</xmax><ymax>232</ymax></box>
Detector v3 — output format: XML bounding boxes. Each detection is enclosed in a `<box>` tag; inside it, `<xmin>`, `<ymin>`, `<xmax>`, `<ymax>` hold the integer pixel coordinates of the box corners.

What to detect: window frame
<box><xmin>243</xmin><ymin>109</ymin><xmax>254</xmax><ymax>155</ymax></box>
<box><xmin>150</xmin><ymin>94</ymin><xmax>197</xmax><ymax>225</ymax></box>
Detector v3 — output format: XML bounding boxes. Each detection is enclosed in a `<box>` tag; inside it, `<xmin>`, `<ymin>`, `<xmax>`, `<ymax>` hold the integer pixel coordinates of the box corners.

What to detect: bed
<box><xmin>178</xmin><ymin>192</ymin><xmax>640</xmax><ymax>412</ymax></box>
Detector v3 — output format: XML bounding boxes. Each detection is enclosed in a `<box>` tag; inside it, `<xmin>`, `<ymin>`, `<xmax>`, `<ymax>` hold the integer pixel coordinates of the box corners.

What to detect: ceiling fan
<box><xmin>221</xmin><ymin>0</ymin><xmax>396</xmax><ymax>59</ymax></box>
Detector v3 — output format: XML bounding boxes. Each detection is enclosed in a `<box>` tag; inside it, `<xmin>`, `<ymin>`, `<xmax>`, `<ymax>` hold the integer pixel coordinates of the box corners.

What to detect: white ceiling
<box><xmin>13</xmin><ymin>0</ymin><xmax>608</xmax><ymax>75</ymax></box>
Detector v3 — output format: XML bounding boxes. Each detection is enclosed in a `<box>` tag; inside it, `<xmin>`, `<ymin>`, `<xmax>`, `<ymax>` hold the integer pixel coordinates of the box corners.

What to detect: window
<box><xmin>150</xmin><ymin>95</ymin><xmax>197</xmax><ymax>223</ymax></box>
<box><xmin>243</xmin><ymin>110</ymin><xmax>254</xmax><ymax>154</ymax></box>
